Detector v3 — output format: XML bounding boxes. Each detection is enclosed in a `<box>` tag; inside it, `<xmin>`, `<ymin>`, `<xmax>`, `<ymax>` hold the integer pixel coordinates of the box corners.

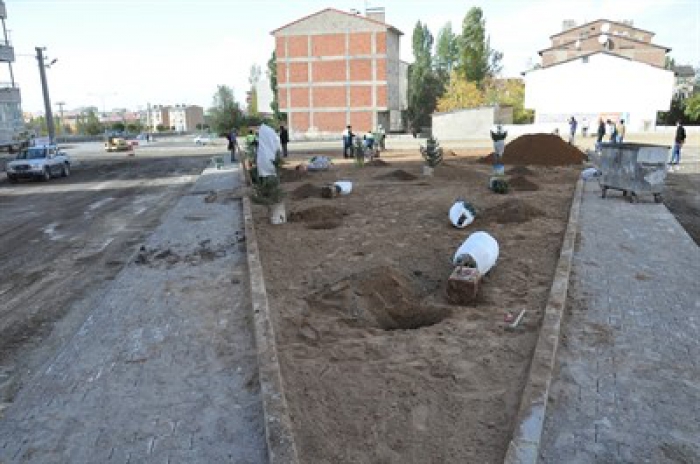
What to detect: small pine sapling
<box><xmin>420</xmin><ymin>136</ymin><xmax>443</xmax><ymax>167</ymax></box>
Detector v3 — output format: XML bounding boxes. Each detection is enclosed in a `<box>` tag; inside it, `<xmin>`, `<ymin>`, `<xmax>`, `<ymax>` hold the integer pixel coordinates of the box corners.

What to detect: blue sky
<box><xmin>7</xmin><ymin>0</ymin><xmax>699</xmax><ymax>113</ymax></box>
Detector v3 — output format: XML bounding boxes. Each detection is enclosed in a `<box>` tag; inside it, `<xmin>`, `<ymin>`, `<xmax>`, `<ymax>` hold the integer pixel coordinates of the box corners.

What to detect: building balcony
<box><xmin>0</xmin><ymin>43</ymin><xmax>15</xmax><ymax>63</ymax></box>
<box><xmin>0</xmin><ymin>85</ymin><xmax>21</xmax><ymax>104</ymax></box>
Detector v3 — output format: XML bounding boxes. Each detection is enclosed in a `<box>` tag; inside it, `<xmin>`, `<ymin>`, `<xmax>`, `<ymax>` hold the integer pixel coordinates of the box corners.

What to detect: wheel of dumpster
<box><xmin>622</xmin><ymin>190</ymin><xmax>628</xmax><ymax>197</ymax></box>
<box><xmin>601</xmin><ymin>187</ymin><xmax>607</xmax><ymax>198</ymax></box>
<box><xmin>628</xmin><ymin>192</ymin><xmax>637</xmax><ymax>204</ymax></box>
<box><xmin>654</xmin><ymin>193</ymin><xmax>663</xmax><ymax>204</ymax></box>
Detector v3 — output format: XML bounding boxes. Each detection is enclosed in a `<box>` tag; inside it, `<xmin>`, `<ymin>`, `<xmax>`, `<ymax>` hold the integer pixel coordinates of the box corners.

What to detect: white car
<box><xmin>6</xmin><ymin>145</ymin><xmax>71</xmax><ymax>182</ymax></box>
<box><xmin>194</xmin><ymin>135</ymin><xmax>213</xmax><ymax>146</ymax></box>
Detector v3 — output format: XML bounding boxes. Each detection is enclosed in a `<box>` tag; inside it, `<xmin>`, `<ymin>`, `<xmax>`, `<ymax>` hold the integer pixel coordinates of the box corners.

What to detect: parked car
<box><xmin>5</xmin><ymin>145</ymin><xmax>71</xmax><ymax>182</ymax></box>
<box><xmin>104</xmin><ymin>136</ymin><xmax>132</xmax><ymax>152</ymax></box>
<box><xmin>194</xmin><ymin>134</ymin><xmax>213</xmax><ymax>146</ymax></box>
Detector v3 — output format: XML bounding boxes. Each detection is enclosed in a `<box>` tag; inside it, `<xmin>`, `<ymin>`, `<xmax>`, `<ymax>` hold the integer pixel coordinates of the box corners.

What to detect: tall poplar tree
<box><xmin>407</xmin><ymin>21</ymin><xmax>441</xmax><ymax>134</ymax></box>
<box><xmin>458</xmin><ymin>7</ymin><xmax>502</xmax><ymax>86</ymax></box>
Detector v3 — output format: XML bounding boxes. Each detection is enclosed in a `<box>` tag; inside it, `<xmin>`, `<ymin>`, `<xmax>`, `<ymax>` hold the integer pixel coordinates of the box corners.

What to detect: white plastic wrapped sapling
<box><xmin>452</xmin><ymin>231</ymin><xmax>499</xmax><ymax>275</ymax></box>
<box><xmin>449</xmin><ymin>199</ymin><xmax>476</xmax><ymax>228</ymax></box>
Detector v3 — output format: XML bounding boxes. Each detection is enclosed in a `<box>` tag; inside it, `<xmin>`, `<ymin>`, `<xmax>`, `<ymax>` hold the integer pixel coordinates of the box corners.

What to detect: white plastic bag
<box><xmin>580</xmin><ymin>167</ymin><xmax>601</xmax><ymax>180</ymax></box>
<box><xmin>452</xmin><ymin>231</ymin><xmax>499</xmax><ymax>275</ymax></box>
<box><xmin>334</xmin><ymin>181</ymin><xmax>352</xmax><ymax>194</ymax></box>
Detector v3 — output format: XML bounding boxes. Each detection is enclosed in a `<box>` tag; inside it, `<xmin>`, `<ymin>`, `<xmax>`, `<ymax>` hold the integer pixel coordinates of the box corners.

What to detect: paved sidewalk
<box><xmin>0</xmin><ymin>162</ymin><xmax>267</xmax><ymax>463</ymax></box>
<box><xmin>540</xmin><ymin>181</ymin><xmax>700</xmax><ymax>463</ymax></box>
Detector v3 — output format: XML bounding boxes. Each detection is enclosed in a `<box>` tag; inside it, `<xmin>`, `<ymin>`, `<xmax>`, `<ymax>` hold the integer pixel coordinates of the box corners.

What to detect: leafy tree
<box><xmin>684</xmin><ymin>92</ymin><xmax>700</xmax><ymax>121</ymax></box>
<box><xmin>484</xmin><ymin>78</ymin><xmax>534</xmax><ymax>123</ymax></box>
<box><xmin>457</xmin><ymin>7</ymin><xmax>502</xmax><ymax>86</ymax></box>
<box><xmin>111</xmin><ymin>122</ymin><xmax>126</xmax><ymax>132</ymax></box>
<box><xmin>436</xmin><ymin>72</ymin><xmax>484</xmax><ymax>112</ymax></box>
<box><xmin>412</xmin><ymin>21</ymin><xmax>433</xmax><ymax>63</ymax></box>
<box><xmin>407</xmin><ymin>21</ymin><xmax>442</xmax><ymax>134</ymax></box>
<box><xmin>657</xmin><ymin>95</ymin><xmax>686</xmax><ymax>125</ymax></box>
<box><xmin>267</xmin><ymin>51</ymin><xmax>283</xmax><ymax>120</ymax></box>
<box><xmin>26</xmin><ymin>115</ymin><xmax>48</xmax><ymax>136</ymax></box>
<box><xmin>126</xmin><ymin>123</ymin><xmax>140</xmax><ymax>133</ymax></box>
<box><xmin>156</xmin><ymin>124</ymin><xmax>166</xmax><ymax>132</ymax></box>
<box><xmin>248</xmin><ymin>64</ymin><xmax>262</xmax><ymax>115</ymax></box>
<box><xmin>207</xmin><ymin>85</ymin><xmax>243</xmax><ymax>135</ymax></box>
<box><xmin>78</xmin><ymin>108</ymin><xmax>103</xmax><ymax>135</ymax></box>
<box><xmin>664</xmin><ymin>56</ymin><xmax>676</xmax><ymax>70</ymax></box>
<box><xmin>436</xmin><ymin>22</ymin><xmax>459</xmax><ymax>74</ymax></box>
<box><xmin>196</xmin><ymin>123</ymin><xmax>203</xmax><ymax>131</ymax></box>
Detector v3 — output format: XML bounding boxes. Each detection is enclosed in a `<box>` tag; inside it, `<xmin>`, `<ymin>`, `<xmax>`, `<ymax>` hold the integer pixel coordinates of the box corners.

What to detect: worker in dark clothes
<box><xmin>670</xmin><ymin>121</ymin><xmax>686</xmax><ymax>165</ymax></box>
<box><xmin>279</xmin><ymin>125</ymin><xmax>289</xmax><ymax>158</ymax></box>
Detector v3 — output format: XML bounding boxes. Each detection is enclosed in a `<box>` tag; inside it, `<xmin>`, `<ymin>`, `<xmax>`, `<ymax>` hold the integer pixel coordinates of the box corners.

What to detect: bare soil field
<box><xmin>664</xmin><ymin>169</ymin><xmax>700</xmax><ymax>245</ymax></box>
<box><xmin>252</xmin><ymin>149</ymin><xmax>579</xmax><ymax>463</ymax></box>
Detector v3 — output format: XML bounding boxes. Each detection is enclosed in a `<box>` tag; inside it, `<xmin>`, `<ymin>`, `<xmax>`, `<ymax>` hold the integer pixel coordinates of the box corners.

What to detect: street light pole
<box><xmin>36</xmin><ymin>47</ymin><xmax>55</xmax><ymax>144</ymax></box>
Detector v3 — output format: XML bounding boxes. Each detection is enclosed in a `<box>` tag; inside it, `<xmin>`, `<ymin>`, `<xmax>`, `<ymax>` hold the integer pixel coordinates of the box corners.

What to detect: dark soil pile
<box><xmin>280</xmin><ymin>168</ymin><xmax>309</xmax><ymax>183</ymax></box>
<box><xmin>308</xmin><ymin>267</ymin><xmax>450</xmax><ymax>330</ymax></box>
<box><xmin>291</xmin><ymin>183</ymin><xmax>322</xmax><ymax>200</ymax></box>
<box><xmin>481</xmin><ymin>134</ymin><xmax>586</xmax><ymax>166</ymax></box>
<box><xmin>289</xmin><ymin>206</ymin><xmax>346</xmax><ymax>230</ymax></box>
<box><xmin>507</xmin><ymin>166</ymin><xmax>535</xmax><ymax>176</ymax></box>
<box><xmin>367</xmin><ymin>159</ymin><xmax>390</xmax><ymax>167</ymax></box>
<box><xmin>483</xmin><ymin>199</ymin><xmax>545</xmax><ymax>224</ymax></box>
<box><xmin>376</xmin><ymin>169</ymin><xmax>417</xmax><ymax>181</ymax></box>
<box><xmin>509</xmin><ymin>176</ymin><xmax>540</xmax><ymax>191</ymax></box>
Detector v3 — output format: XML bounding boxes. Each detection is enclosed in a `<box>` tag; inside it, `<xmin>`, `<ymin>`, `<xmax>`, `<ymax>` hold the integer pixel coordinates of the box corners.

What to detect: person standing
<box><xmin>342</xmin><ymin>125</ymin><xmax>354</xmax><ymax>159</ymax></box>
<box><xmin>670</xmin><ymin>121</ymin><xmax>686</xmax><ymax>165</ymax></box>
<box><xmin>377</xmin><ymin>124</ymin><xmax>386</xmax><ymax>150</ymax></box>
<box><xmin>582</xmin><ymin>117</ymin><xmax>589</xmax><ymax>137</ymax></box>
<box><xmin>607</xmin><ymin>119</ymin><xmax>618</xmax><ymax>143</ymax></box>
<box><xmin>568</xmin><ymin>116</ymin><xmax>578</xmax><ymax>145</ymax></box>
<box><xmin>596</xmin><ymin>118</ymin><xmax>606</xmax><ymax>150</ymax></box>
<box><xmin>229</xmin><ymin>128</ymin><xmax>239</xmax><ymax>162</ymax></box>
<box><xmin>616</xmin><ymin>120</ymin><xmax>626</xmax><ymax>144</ymax></box>
<box><xmin>279</xmin><ymin>125</ymin><xmax>289</xmax><ymax>158</ymax></box>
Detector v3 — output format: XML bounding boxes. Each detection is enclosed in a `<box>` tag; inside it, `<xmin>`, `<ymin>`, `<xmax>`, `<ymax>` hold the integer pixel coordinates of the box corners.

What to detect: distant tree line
<box><xmin>405</xmin><ymin>7</ymin><xmax>532</xmax><ymax>135</ymax></box>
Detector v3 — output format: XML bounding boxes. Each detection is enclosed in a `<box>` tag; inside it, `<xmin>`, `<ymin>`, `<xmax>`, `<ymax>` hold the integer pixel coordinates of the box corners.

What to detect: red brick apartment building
<box><xmin>271</xmin><ymin>7</ymin><xmax>407</xmax><ymax>139</ymax></box>
<box><xmin>539</xmin><ymin>19</ymin><xmax>670</xmax><ymax>68</ymax></box>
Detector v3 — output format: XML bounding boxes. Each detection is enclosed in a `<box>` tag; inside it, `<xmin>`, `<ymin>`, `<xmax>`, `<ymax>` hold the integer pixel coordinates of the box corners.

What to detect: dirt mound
<box><xmin>507</xmin><ymin>166</ymin><xmax>535</xmax><ymax>176</ymax></box>
<box><xmin>291</xmin><ymin>183</ymin><xmax>322</xmax><ymax>200</ymax></box>
<box><xmin>481</xmin><ymin>134</ymin><xmax>586</xmax><ymax>166</ymax></box>
<box><xmin>376</xmin><ymin>169</ymin><xmax>417</xmax><ymax>181</ymax></box>
<box><xmin>308</xmin><ymin>267</ymin><xmax>450</xmax><ymax>330</ymax></box>
<box><xmin>483</xmin><ymin>199</ymin><xmax>545</xmax><ymax>224</ymax></box>
<box><xmin>434</xmin><ymin>162</ymin><xmax>483</xmax><ymax>182</ymax></box>
<box><xmin>367</xmin><ymin>159</ymin><xmax>390</xmax><ymax>167</ymax></box>
<box><xmin>509</xmin><ymin>176</ymin><xmax>540</xmax><ymax>191</ymax></box>
<box><xmin>280</xmin><ymin>168</ymin><xmax>308</xmax><ymax>183</ymax></box>
<box><xmin>289</xmin><ymin>206</ymin><xmax>346</xmax><ymax>229</ymax></box>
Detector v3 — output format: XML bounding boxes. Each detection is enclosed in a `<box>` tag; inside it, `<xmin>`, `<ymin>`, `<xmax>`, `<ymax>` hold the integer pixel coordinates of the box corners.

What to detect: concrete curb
<box><xmin>503</xmin><ymin>178</ymin><xmax>584</xmax><ymax>464</ymax></box>
<box><xmin>239</xmin><ymin>168</ymin><xmax>300</xmax><ymax>464</ymax></box>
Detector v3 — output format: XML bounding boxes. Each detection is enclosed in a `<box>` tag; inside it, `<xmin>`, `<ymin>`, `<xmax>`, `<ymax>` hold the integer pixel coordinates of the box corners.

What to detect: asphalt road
<box><xmin>0</xmin><ymin>142</ymin><xmax>222</xmax><ymax>407</ymax></box>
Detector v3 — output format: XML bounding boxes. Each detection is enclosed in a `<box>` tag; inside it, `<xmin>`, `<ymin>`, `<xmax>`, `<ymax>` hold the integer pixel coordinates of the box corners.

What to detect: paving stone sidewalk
<box><xmin>540</xmin><ymin>180</ymin><xmax>700</xmax><ymax>463</ymax></box>
<box><xmin>0</xmin><ymin>162</ymin><xmax>267</xmax><ymax>463</ymax></box>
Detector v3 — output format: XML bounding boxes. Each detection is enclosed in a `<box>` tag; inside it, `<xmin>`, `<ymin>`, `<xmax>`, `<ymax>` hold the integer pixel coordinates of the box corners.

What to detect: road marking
<box><xmin>43</xmin><ymin>222</ymin><xmax>66</xmax><ymax>241</ymax></box>
<box><xmin>88</xmin><ymin>197</ymin><xmax>115</xmax><ymax>210</ymax></box>
<box><xmin>0</xmin><ymin>176</ymin><xmax>198</xmax><ymax>196</ymax></box>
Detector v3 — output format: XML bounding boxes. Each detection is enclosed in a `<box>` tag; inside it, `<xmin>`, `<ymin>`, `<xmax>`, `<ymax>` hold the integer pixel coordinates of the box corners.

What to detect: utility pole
<box><xmin>36</xmin><ymin>47</ymin><xmax>55</xmax><ymax>144</ymax></box>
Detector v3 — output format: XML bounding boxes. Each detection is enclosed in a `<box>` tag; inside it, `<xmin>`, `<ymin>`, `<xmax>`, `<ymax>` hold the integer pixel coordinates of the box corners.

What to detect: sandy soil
<box><xmin>252</xmin><ymin>149</ymin><xmax>579</xmax><ymax>463</ymax></box>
